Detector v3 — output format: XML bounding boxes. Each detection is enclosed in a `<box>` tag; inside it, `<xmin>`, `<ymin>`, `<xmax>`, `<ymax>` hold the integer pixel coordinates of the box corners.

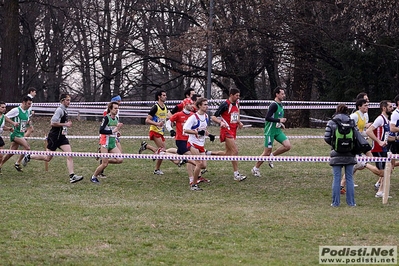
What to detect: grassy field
<box><xmin>1</xmin><ymin>118</ymin><xmax>398</xmax><ymax>265</ymax></box>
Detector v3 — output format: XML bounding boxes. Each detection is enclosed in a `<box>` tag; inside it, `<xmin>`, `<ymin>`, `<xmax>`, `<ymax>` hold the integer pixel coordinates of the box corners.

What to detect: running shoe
<box><xmin>14</xmin><ymin>163</ymin><xmax>23</xmax><ymax>172</ymax></box>
<box><xmin>22</xmin><ymin>154</ymin><xmax>31</xmax><ymax>167</ymax></box>
<box><xmin>234</xmin><ymin>173</ymin><xmax>247</xmax><ymax>181</ymax></box>
<box><xmin>90</xmin><ymin>176</ymin><xmax>100</xmax><ymax>184</ymax></box>
<box><xmin>197</xmin><ymin>176</ymin><xmax>211</xmax><ymax>183</ymax></box>
<box><xmin>251</xmin><ymin>167</ymin><xmax>261</xmax><ymax>177</ymax></box>
<box><xmin>190</xmin><ymin>184</ymin><xmax>202</xmax><ymax>191</ymax></box>
<box><xmin>153</xmin><ymin>169</ymin><xmax>164</xmax><ymax>175</ymax></box>
<box><xmin>268</xmin><ymin>161</ymin><xmax>274</xmax><ymax>169</ymax></box>
<box><xmin>70</xmin><ymin>174</ymin><xmax>84</xmax><ymax>183</ymax></box>
<box><xmin>98</xmin><ymin>173</ymin><xmax>107</xmax><ymax>178</ymax></box>
<box><xmin>375</xmin><ymin>192</ymin><xmax>392</xmax><ymax>198</ymax></box>
<box><xmin>178</xmin><ymin>159</ymin><xmax>188</xmax><ymax>167</ymax></box>
<box><xmin>139</xmin><ymin>141</ymin><xmax>147</xmax><ymax>154</ymax></box>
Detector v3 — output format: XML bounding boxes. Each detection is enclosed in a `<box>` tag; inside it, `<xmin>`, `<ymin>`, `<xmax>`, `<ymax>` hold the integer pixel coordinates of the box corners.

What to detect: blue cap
<box><xmin>111</xmin><ymin>95</ymin><xmax>121</xmax><ymax>101</ymax></box>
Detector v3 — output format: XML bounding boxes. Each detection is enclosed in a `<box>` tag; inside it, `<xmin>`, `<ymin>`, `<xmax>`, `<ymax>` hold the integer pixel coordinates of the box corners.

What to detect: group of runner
<box><xmin>0</xmin><ymin>87</ymin><xmax>293</xmax><ymax>191</ymax></box>
<box><xmin>138</xmin><ymin>87</ymin><xmax>291</xmax><ymax>191</ymax></box>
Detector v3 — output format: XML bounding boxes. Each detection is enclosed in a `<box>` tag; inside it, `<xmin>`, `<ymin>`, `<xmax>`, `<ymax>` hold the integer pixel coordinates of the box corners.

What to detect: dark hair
<box><xmin>355</xmin><ymin>98</ymin><xmax>368</xmax><ymax>109</ymax></box>
<box><xmin>107</xmin><ymin>101</ymin><xmax>119</xmax><ymax>114</ymax></box>
<box><xmin>229</xmin><ymin>88</ymin><xmax>240</xmax><ymax>96</ymax></box>
<box><xmin>155</xmin><ymin>90</ymin><xmax>166</xmax><ymax>101</ymax></box>
<box><xmin>356</xmin><ymin>92</ymin><xmax>367</xmax><ymax>100</ymax></box>
<box><xmin>335</xmin><ymin>104</ymin><xmax>348</xmax><ymax>114</ymax></box>
<box><xmin>22</xmin><ymin>95</ymin><xmax>32</xmax><ymax>102</ymax></box>
<box><xmin>195</xmin><ymin>97</ymin><xmax>208</xmax><ymax>109</ymax></box>
<box><xmin>191</xmin><ymin>94</ymin><xmax>201</xmax><ymax>102</ymax></box>
<box><xmin>184</xmin><ymin>88</ymin><xmax>195</xmax><ymax>98</ymax></box>
<box><xmin>28</xmin><ymin>87</ymin><xmax>36</xmax><ymax>94</ymax></box>
<box><xmin>273</xmin><ymin>86</ymin><xmax>284</xmax><ymax>97</ymax></box>
<box><xmin>380</xmin><ymin>100</ymin><xmax>391</xmax><ymax>111</ymax></box>
<box><xmin>59</xmin><ymin>93</ymin><xmax>70</xmax><ymax>102</ymax></box>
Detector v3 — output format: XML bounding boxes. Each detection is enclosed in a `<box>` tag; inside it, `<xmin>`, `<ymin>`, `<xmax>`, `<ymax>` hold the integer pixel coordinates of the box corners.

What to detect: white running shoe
<box><xmin>70</xmin><ymin>174</ymin><xmax>84</xmax><ymax>183</ymax></box>
<box><xmin>354</xmin><ymin>161</ymin><xmax>366</xmax><ymax>170</ymax></box>
<box><xmin>234</xmin><ymin>173</ymin><xmax>247</xmax><ymax>181</ymax></box>
<box><xmin>268</xmin><ymin>161</ymin><xmax>274</xmax><ymax>169</ymax></box>
<box><xmin>153</xmin><ymin>169</ymin><xmax>164</xmax><ymax>175</ymax></box>
<box><xmin>375</xmin><ymin>192</ymin><xmax>392</xmax><ymax>198</ymax></box>
<box><xmin>251</xmin><ymin>167</ymin><xmax>261</xmax><ymax>177</ymax></box>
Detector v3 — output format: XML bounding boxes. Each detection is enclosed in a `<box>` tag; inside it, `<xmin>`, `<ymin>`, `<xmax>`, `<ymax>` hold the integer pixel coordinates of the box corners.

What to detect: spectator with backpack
<box><xmin>340</xmin><ymin>98</ymin><xmax>382</xmax><ymax>194</ymax></box>
<box><xmin>324</xmin><ymin>104</ymin><xmax>357</xmax><ymax>207</ymax></box>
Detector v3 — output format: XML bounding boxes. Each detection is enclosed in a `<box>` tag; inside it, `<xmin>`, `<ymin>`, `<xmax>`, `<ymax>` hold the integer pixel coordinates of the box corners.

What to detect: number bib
<box><xmin>230</xmin><ymin>112</ymin><xmax>239</xmax><ymax>123</ymax></box>
<box><xmin>109</xmin><ymin>126</ymin><xmax>116</xmax><ymax>137</ymax></box>
<box><xmin>20</xmin><ymin>120</ymin><xmax>27</xmax><ymax>133</ymax></box>
<box><xmin>62</xmin><ymin>126</ymin><xmax>68</xmax><ymax>135</ymax></box>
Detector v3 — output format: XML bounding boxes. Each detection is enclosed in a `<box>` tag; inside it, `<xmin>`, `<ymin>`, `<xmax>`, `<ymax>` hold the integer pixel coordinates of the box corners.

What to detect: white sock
<box><xmin>234</xmin><ymin>171</ymin><xmax>239</xmax><ymax>176</ymax></box>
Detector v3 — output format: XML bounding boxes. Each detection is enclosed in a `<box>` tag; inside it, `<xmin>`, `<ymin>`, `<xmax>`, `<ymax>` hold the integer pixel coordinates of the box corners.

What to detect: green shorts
<box><xmin>102</xmin><ymin>142</ymin><xmax>117</xmax><ymax>150</ymax></box>
<box><xmin>10</xmin><ymin>131</ymin><xmax>25</xmax><ymax>142</ymax></box>
<box><xmin>264</xmin><ymin>130</ymin><xmax>288</xmax><ymax>148</ymax></box>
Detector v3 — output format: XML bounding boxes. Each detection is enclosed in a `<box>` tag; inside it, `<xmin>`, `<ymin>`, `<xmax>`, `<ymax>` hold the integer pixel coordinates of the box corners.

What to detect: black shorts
<box><xmin>0</xmin><ymin>136</ymin><xmax>4</xmax><ymax>147</ymax></box>
<box><xmin>176</xmin><ymin>140</ymin><xmax>190</xmax><ymax>155</ymax></box>
<box><xmin>388</xmin><ymin>141</ymin><xmax>399</xmax><ymax>154</ymax></box>
<box><xmin>372</xmin><ymin>151</ymin><xmax>387</xmax><ymax>170</ymax></box>
<box><xmin>47</xmin><ymin>134</ymin><xmax>70</xmax><ymax>151</ymax></box>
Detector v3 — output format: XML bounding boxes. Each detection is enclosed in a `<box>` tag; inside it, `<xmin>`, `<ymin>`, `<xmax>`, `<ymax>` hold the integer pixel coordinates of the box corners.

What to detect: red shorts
<box><xmin>149</xmin><ymin>131</ymin><xmax>165</xmax><ymax>142</ymax></box>
<box><xmin>188</xmin><ymin>142</ymin><xmax>205</xmax><ymax>153</ymax></box>
<box><xmin>219</xmin><ymin>127</ymin><xmax>236</xmax><ymax>143</ymax></box>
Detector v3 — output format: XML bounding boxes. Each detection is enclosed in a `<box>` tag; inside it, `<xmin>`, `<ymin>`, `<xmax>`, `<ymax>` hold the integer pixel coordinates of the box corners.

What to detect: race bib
<box><xmin>20</xmin><ymin>120</ymin><xmax>27</xmax><ymax>133</ymax></box>
<box><xmin>109</xmin><ymin>126</ymin><xmax>116</xmax><ymax>137</ymax></box>
<box><xmin>157</xmin><ymin>119</ymin><xmax>166</xmax><ymax>130</ymax></box>
<box><xmin>62</xmin><ymin>126</ymin><xmax>68</xmax><ymax>135</ymax></box>
<box><xmin>230</xmin><ymin>112</ymin><xmax>239</xmax><ymax>123</ymax></box>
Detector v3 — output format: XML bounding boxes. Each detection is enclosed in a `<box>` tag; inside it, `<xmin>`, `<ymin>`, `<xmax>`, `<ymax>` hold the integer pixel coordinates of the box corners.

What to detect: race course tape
<box><xmin>0</xmin><ymin>149</ymin><xmax>393</xmax><ymax>163</ymax></box>
<box><xmin>9</xmin><ymin>135</ymin><xmax>325</xmax><ymax>140</ymax></box>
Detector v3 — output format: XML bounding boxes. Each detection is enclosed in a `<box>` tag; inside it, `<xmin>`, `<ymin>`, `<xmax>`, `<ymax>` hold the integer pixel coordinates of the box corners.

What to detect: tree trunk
<box><xmin>1</xmin><ymin>0</ymin><xmax>20</xmax><ymax>102</ymax></box>
<box><xmin>289</xmin><ymin>43</ymin><xmax>313</xmax><ymax>128</ymax></box>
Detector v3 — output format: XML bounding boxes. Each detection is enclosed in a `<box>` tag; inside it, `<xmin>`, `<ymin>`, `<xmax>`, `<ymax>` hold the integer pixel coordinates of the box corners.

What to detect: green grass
<box><xmin>1</xmin><ymin>118</ymin><xmax>398</xmax><ymax>265</ymax></box>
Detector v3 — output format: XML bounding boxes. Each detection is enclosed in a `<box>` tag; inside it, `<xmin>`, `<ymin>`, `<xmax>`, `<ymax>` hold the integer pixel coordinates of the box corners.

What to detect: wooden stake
<box><xmin>44</xmin><ymin>135</ymin><xmax>48</xmax><ymax>172</ymax></box>
<box><xmin>382</xmin><ymin>154</ymin><xmax>392</xmax><ymax>204</ymax></box>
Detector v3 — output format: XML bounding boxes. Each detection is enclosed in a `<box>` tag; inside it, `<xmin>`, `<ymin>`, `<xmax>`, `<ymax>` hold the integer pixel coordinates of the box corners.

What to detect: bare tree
<box><xmin>0</xmin><ymin>0</ymin><xmax>20</xmax><ymax>102</ymax></box>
